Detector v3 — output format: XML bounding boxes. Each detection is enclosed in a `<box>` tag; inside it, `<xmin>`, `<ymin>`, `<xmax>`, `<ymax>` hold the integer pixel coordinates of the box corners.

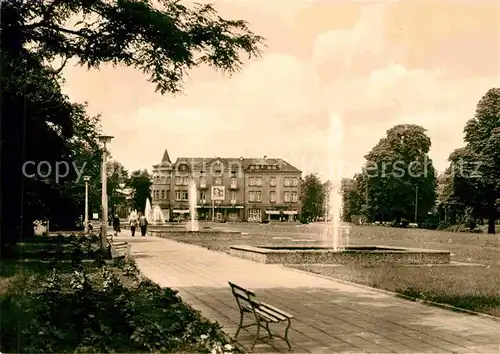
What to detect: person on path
<box><xmin>139</xmin><ymin>214</ymin><xmax>148</xmax><ymax>236</ymax></box>
<box><xmin>113</xmin><ymin>214</ymin><xmax>121</xmax><ymax>236</ymax></box>
<box><xmin>129</xmin><ymin>213</ymin><xmax>138</xmax><ymax>237</ymax></box>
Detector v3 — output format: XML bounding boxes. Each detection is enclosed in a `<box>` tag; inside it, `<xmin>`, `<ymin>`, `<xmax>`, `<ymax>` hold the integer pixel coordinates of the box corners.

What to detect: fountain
<box><xmin>230</xmin><ymin>114</ymin><xmax>451</xmax><ymax>265</ymax></box>
<box><xmin>187</xmin><ymin>179</ymin><xmax>200</xmax><ymax>232</ymax></box>
<box><xmin>151</xmin><ymin>205</ymin><xmax>166</xmax><ymax>225</ymax></box>
<box><xmin>324</xmin><ymin>113</ymin><xmax>350</xmax><ymax>250</ymax></box>
<box><xmin>144</xmin><ymin>198</ymin><xmax>152</xmax><ymax>223</ymax></box>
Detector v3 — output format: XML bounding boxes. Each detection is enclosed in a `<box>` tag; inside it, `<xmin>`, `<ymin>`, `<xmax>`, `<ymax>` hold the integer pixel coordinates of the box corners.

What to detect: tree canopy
<box><xmin>299</xmin><ymin>174</ymin><xmax>325</xmax><ymax>223</ymax></box>
<box><xmin>447</xmin><ymin>88</ymin><xmax>500</xmax><ymax>233</ymax></box>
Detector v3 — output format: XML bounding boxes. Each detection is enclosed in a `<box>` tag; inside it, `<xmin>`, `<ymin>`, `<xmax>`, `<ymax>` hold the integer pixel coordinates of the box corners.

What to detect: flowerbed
<box><xmin>0</xmin><ymin>235</ymin><xmax>238</xmax><ymax>353</ymax></box>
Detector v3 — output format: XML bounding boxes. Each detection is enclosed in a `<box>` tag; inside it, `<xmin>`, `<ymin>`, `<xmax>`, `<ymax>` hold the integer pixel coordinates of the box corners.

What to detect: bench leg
<box><xmin>284</xmin><ymin>318</ymin><xmax>292</xmax><ymax>351</ymax></box>
<box><xmin>265</xmin><ymin>322</ymin><xmax>272</xmax><ymax>338</ymax></box>
<box><xmin>250</xmin><ymin>322</ymin><xmax>261</xmax><ymax>352</ymax></box>
<box><xmin>234</xmin><ymin>311</ymin><xmax>244</xmax><ymax>339</ymax></box>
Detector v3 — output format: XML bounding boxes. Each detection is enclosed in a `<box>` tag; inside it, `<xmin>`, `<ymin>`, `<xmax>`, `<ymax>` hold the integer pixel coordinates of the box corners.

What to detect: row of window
<box><xmin>154</xmin><ymin>175</ymin><xmax>299</xmax><ymax>187</ymax></box>
<box><xmin>248</xmin><ymin>191</ymin><xmax>298</xmax><ymax>202</ymax></box>
<box><xmin>153</xmin><ymin>190</ymin><xmax>299</xmax><ymax>203</ymax></box>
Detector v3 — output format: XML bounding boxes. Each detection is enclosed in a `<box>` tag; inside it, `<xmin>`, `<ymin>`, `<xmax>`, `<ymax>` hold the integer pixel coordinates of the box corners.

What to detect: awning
<box><xmin>282</xmin><ymin>210</ymin><xmax>298</xmax><ymax>215</ymax></box>
<box><xmin>265</xmin><ymin>210</ymin><xmax>280</xmax><ymax>215</ymax></box>
<box><xmin>173</xmin><ymin>209</ymin><xmax>189</xmax><ymax>213</ymax></box>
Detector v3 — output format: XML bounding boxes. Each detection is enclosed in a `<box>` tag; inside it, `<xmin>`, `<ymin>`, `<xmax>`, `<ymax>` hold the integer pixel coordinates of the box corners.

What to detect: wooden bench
<box><xmin>107</xmin><ymin>239</ymin><xmax>131</xmax><ymax>259</ymax></box>
<box><xmin>228</xmin><ymin>282</ymin><xmax>293</xmax><ymax>351</ymax></box>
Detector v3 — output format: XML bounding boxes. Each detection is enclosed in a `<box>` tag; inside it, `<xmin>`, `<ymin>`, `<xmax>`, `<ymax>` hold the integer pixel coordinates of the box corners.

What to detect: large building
<box><xmin>151</xmin><ymin>149</ymin><xmax>302</xmax><ymax>222</ymax></box>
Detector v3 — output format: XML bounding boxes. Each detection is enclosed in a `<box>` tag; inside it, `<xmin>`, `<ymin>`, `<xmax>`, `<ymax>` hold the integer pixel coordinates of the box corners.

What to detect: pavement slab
<box><xmin>117</xmin><ymin>232</ymin><xmax>500</xmax><ymax>353</ymax></box>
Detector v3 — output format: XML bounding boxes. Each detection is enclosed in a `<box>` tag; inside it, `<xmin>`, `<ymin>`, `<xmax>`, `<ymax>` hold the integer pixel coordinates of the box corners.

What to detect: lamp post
<box><xmin>83</xmin><ymin>175</ymin><xmax>90</xmax><ymax>234</ymax></box>
<box><xmin>98</xmin><ymin>135</ymin><xmax>113</xmax><ymax>253</ymax></box>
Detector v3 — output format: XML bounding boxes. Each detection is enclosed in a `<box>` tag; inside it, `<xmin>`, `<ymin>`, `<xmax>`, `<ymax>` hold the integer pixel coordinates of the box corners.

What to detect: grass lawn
<box><xmin>0</xmin><ymin>235</ymin><xmax>236</xmax><ymax>353</ymax></box>
<box><xmin>161</xmin><ymin>223</ymin><xmax>500</xmax><ymax>316</ymax></box>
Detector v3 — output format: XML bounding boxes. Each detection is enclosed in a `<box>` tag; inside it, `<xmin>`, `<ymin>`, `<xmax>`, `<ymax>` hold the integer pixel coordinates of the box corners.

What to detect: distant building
<box><xmin>151</xmin><ymin>150</ymin><xmax>302</xmax><ymax>222</ymax></box>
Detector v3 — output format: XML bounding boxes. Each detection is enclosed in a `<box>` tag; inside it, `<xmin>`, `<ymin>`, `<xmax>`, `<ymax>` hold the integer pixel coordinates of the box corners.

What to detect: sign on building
<box><xmin>211</xmin><ymin>186</ymin><xmax>225</xmax><ymax>201</ymax></box>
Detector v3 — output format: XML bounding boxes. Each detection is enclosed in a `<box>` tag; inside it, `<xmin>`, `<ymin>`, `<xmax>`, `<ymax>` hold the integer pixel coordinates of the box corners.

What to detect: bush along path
<box><xmin>0</xmin><ymin>235</ymin><xmax>238</xmax><ymax>353</ymax></box>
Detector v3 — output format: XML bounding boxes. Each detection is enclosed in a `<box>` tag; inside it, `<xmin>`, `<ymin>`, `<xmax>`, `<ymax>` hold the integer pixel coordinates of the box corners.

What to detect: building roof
<box><xmin>153</xmin><ymin>154</ymin><xmax>301</xmax><ymax>172</ymax></box>
<box><xmin>161</xmin><ymin>149</ymin><xmax>171</xmax><ymax>163</ymax></box>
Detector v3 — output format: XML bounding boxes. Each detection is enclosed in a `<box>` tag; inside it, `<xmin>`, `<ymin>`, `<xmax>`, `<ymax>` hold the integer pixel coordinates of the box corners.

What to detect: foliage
<box><xmin>127</xmin><ymin>169</ymin><xmax>153</xmax><ymax>213</ymax></box>
<box><xmin>106</xmin><ymin>160</ymin><xmax>129</xmax><ymax>215</ymax></box>
<box><xmin>11</xmin><ymin>0</ymin><xmax>263</xmax><ymax>95</ymax></box>
<box><xmin>361</xmin><ymin>124</ymin><xmax>437</xmax><ymax>222</ymax></box>
<box><xmin>299</xmin><ymin>174</ymin><xmax>326</xmax><ymax>222</ymax></box>
<box><xmin>0</xmin><ymin>236</ymin><xmax>236</xmax><ymax>353</ymax></box>
<box><xmin>447</xmin><ymin>88</ymin><xmax>500</xmax><ymax>233</ymax></box>
<box><xmin>341</xmin><ymin>174</ymin><xmax>366</xmax><ymax>222</ymax></box>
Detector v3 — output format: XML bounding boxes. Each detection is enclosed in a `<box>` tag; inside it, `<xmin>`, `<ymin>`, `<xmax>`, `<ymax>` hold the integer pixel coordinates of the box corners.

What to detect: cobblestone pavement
<box><xmin>117</xmin><ymin>232</ymin><xmax>500</xmax><ymax>353</ymax></box>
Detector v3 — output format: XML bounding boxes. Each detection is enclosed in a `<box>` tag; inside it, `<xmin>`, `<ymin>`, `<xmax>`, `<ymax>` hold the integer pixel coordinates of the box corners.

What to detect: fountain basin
<box><xmin>149</xmin><ymin>229</ymin><xmax>241</xmax><ymax>237</ymax></box>
<box><xmin>229</xmin><ymin>245</ymin><xmax>451</xmax><ymax>265</ymax></box>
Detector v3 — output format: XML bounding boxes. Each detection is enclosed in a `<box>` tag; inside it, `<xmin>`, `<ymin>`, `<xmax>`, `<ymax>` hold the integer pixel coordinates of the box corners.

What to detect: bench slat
<box><xmin>254</xmin><ymin>308</ymin><xmax>281</xmax><ymax>323</ymax></box>
<box><xmin>258</xmin><ymin>301</ymin><xmax>294</xmax><ymax>319</ymax></box>
<box><xmin>229</xmin><ymin>281</ymin><xmax>256</xmax><ymax>296</ymax></box>
<box><xmin>256</xmin><ymin>304</ymin><xmax>288</xmax><ymax>322</ymax></box>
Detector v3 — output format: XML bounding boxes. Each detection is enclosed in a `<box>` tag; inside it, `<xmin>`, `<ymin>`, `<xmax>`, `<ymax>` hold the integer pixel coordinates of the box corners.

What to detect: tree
<box><xmin>362</xmin><ymin>124</ymin><xmax>437</xmax><ymax>223</ymax></box>
<box><xmin>55</xmin><ymin>106</ymin><xmax>104</xmax><ymax>225</ymax></box>
<box><xmin>341</xmin><ymin>173</ymin><xmax>366</xmax><ymax>222</ymax></box>
<box><xmin>107</xmin><ymin>161</ymin><xmax>129</xmax><ymax>217</ymax></box>
<box><xmin>448</xmin><ymin>88</ymin><xmax>500</xmax><ymax>233</ymax></box>
<box><xmin>1</xmin><ymin>0</ymin><xmax>263</xmax><ymax>254</ymax></box>
<box><xmin>127</xmin><ymin>170</ymin><xmax>152</xmax><ymax>214</ymax></box>
<box><xmin>299</xmin><ymin>174</ymin><xmax>325</xmax><ymax>222</ymax></box>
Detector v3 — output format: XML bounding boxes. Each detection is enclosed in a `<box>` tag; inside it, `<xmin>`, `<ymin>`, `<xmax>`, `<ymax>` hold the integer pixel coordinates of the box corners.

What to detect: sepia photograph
<box><xmin>1</xmin><ymin>0</ymin><xmax>499</xmax><ymax>353</ymax></box>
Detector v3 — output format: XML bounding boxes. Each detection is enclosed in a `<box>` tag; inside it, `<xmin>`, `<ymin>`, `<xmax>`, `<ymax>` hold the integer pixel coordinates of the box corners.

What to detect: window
<box><xmin>248</xmin><ymin>208</ymin><xmax>262</xmax><ymax>222</ymax></box>
<box><xmin>249</xmin><ymin>191</ymin><xmax>261</xmax><ymax>202</ymax></box>
<box><xmin>284</xmin><ymin>177</ymin><xmax>291</xmax><ymax>187</ymax></box>
<box><xmin>249</xmin><ymin>177</ymin><xmax>262</xmax><ymax>186</ymax></box>
<box><xmin>269</xmin><ymin>177</ymin><xmax>276</xmax><ymax>187</ymax></box>
<box><xmin>200</xmin><ymin>176</ymin><xmax>206</xmax><ymax>186</ymax></box>
<box><xmin>284</xmin><ymin>191</ymin><xmax>291</xmax><ymax>202</ymax></box>
<box><xmin>182</xmin><ymin>177</ymin><xmax>189</xmax><ymax>185</ymax></box>
<box><xmin>230</xmin><ymin>177</ymin><xmax>237</xmax><ymax>187</ymax></box>
<box><xmin>291</xmin><ymin>192</ymin><xmax>298</xmax><ymax>202</ymax></box>
<box><xmin>292</xmin><ymin>178</ymin><xmax>298</xmax><ymax>186</ymax></box>
<box><xmin>231</xmin><ymin>191</ymin><xmax>236</xmax><ymax>202</ymax></box>
<box><xmin>175</xmin><ymin>176</ymin><xmax>182</xmax><ymax>185</ymax></box>
<box><xmin>175</xmin><ymin>191</ymin><xmax>188</xmax><ymax>201</ymax></box>
<box><xmin>161</xmin><ymin>190</ymin><xmax>165</xmax><ymax>199</ymax></box>
<box><xmin>215</xmin><ymin>177</ymin><xmax>222</xmax><ymax>185</ymax></box>
<box><xmin>270</xmin><ymin>191</ymin><xmax>276</xmax><ymax>203</ymax></box>
<box><xmin>200</xmin><ymin>191</ymin><xmax>207</xmax><ymax>201</ymax></box>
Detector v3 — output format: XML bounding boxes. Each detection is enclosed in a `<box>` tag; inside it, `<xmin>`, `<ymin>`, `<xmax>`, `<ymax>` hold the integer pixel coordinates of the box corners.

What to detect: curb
<box><xmin>282</xmin><ymin>265</ymin><xmax>500</xmax><ymax>322</ymax></box>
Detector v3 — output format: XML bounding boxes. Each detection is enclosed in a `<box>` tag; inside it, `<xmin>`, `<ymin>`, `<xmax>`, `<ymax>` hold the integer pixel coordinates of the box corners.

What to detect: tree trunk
<box><xmin>487</xmin><ymin>204</ymin><xmax>496</xmax><ymax>234</ymax></box>
<box><xmin>1</xmin><ymin>4</ymin><xmax>26</xmax><ymax>258</ymax></box>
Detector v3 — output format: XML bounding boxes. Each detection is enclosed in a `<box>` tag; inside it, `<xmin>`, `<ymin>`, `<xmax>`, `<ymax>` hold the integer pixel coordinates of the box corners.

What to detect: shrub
<box><xmin>0</xmin><ymin>237</ymin><xmax>236</xmax><ymax>353</ymax></box>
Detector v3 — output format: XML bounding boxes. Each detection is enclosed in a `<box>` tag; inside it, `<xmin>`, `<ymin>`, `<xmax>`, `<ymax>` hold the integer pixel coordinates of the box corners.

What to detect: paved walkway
<box><xmin>116</xmin><ymin>232</ymin><xmax>500</xmax><ymax>353</ymax></box>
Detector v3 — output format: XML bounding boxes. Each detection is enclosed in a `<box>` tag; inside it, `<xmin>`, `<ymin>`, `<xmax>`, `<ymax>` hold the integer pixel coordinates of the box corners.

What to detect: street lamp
<box><xmin>83</xmin><ymin>175</ymin><xmax>90</xmax><ymax>234</ymax></box>
<box><xmin>98</xmin><ymin>135</ymin><xmax>113</xmax><ymax>252</ymax></box>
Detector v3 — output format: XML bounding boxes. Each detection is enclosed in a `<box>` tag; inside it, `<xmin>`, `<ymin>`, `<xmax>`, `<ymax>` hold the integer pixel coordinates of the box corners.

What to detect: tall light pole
<box><xmin>83</xmin><ymin>175</ymin><xmax>90</xmax><ymax>234</ymax></box>
<box><xmin>98</xmin><ymin>135</ymin><xmax>113</xmax><ymax>253</ymax></box>
<box><xmin>414</xmin><ymin>184</ymin><xmax>419</xmax><ymax>224</ymax></box>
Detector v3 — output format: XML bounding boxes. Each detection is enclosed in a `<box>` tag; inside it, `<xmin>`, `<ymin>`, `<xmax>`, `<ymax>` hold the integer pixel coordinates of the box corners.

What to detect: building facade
<box><xmin>151</xmin><ymin>150</ymin><xmax>302</xmax><ymax>222</ymax></box>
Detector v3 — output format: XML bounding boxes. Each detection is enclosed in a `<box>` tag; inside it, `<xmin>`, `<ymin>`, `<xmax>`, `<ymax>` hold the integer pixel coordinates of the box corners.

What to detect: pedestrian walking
<box><xmin>130</xmin><ymin>215</ymin><xmax>139</xmax><ymax>237</ymax></box>
<box><xmin>139</xmin><ymin>214</ymin><xmax>148</xmax><ymax>236</ymax></box>
<box><xmin>113</xmin><ymin>214</ymin><xmax>121</xmax><ymax>236</ymax></box>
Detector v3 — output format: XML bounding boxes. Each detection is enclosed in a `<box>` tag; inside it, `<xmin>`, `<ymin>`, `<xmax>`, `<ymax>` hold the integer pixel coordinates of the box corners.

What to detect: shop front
<box><xmin>282</xmin><ymin>210</ymin><xmax>298</xmax><ymax>222</ymax></box>
<box><xmin>172</xmin><ymin>209</ymin><xmax>189</xmax><ymax>222</ymax></box>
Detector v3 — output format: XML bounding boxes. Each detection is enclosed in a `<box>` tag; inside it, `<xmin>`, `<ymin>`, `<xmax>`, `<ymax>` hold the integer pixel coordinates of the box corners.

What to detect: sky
<box><xmin>62</xmin><ymin>0</ymin><xmax>500</xmax><ymax>180</ymax></box>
